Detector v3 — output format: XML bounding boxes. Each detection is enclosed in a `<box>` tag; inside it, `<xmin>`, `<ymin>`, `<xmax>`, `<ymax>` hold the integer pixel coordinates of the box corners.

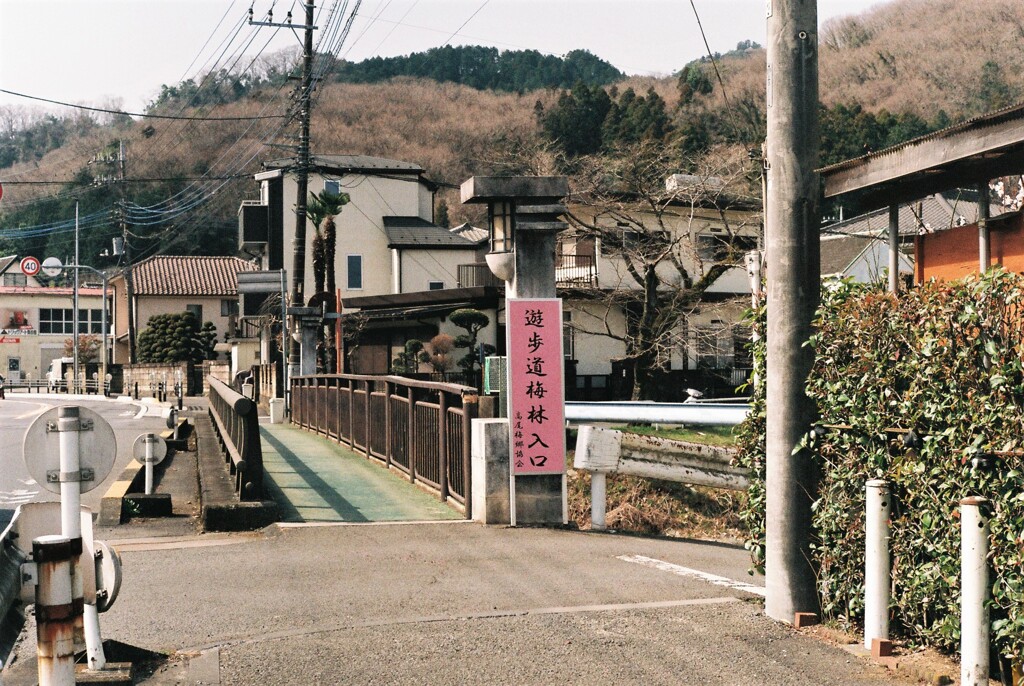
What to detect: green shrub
<box><xmin>737</xmin><ymin>269</ymin><xmax>1024</xmax><ymax>661</ymax></box>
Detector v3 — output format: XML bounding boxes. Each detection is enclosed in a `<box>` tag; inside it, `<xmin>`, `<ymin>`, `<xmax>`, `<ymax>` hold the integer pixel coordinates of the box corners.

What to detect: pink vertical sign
<box><xmin>507</xmin><ymin>298</ymin><xmax>565</xmax><ymax>475</ymax></box>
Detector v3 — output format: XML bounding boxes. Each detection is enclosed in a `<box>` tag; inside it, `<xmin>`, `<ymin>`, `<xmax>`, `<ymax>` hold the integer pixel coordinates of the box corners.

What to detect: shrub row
<box><xmin>736</xmin><ymin>269</ymin><xmax>1024</xmax><ymax>663</ymax></box>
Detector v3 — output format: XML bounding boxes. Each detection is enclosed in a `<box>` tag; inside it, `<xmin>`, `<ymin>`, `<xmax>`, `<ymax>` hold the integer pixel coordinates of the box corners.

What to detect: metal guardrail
<box><xmin>7</xmin><ymin>379</ymin><xmax>110</xmax><ymax>395</ymax></box>
<box><xmin>291</xmin><ymin>374</ymin><xmax>478</xmax><ymax>517</ymax></box>
<box><xmin>208</xmin><ymin>377</ymin><xmax>264</xmax><ymax>500</ymax></box>
<box><xmin>564</xmin><ymin>401</ymin><xmax>750</xmax><ymax>426</ymax></box>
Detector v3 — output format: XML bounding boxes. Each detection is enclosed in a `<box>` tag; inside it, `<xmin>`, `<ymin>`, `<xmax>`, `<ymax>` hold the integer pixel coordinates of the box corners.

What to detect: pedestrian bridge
<box><xmin>259</xmin><ymin>421</ymin><xmax>462</xmax><ymax>523</ymax></box>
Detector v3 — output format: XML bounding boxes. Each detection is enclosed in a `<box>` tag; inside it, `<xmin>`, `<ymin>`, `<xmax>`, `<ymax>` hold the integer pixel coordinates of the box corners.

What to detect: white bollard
<box><xmin>56</xmin><ymin>407</ymin><xmax>106</xmax><ymax>670</ymax></box>
<box><xmin>34</xmin><ymin>535</ymin><xmax>77</xmax><ymax>686</ymax></box>
<box><xmin>83</xmin><ymin>603</ymin><xmax>105</xmax><ymax>670</ymax></box>
<box><xmin>960</xmin><ymin>496</ymin><xmax>990</xmax><ymax>686</ymax></box>
<box><xmin>591</xmin><ymin>472</ymin><xmax>607</xmax><ymax>531</ymax></box>
<box><xmin>864</xmin><ymin>479</ymin><xmax>891</xmax><ymax>650</ymax></box>
<box><xmin>144</xmin><ymin>435</ymin><xmax>156</xmax><ymax>495</ymax></box>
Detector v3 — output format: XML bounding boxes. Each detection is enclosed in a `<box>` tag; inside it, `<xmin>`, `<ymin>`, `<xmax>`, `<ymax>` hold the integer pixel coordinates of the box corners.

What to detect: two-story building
<box><xmin>109</xmin><ymin>255</ymin><xmax>257</xmax><ymax>363</ymax></box>
<box><xmin>237</xmin><ymin>155</ymin><xmax>492</xmax><ymax>376</ymax></box>
<box><xmin>0</xmin><ymin>255</ymin><xmax>106</xmax><ymax>382</ymax></box>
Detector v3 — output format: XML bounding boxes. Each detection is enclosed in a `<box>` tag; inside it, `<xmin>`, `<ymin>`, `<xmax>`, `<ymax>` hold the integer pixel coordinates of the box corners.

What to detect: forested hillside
<box><xmin>2</xmin><ymin>0</ymin><xmax>1022</xmax><ymax>265</ymax></box>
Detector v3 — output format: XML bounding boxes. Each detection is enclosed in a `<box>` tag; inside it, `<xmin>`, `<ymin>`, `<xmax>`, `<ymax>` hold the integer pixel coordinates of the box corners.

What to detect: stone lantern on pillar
<box><xmin>461</xmin><ymin>175</ymin><xmax>570</xmax><ymax>526</ymax></box>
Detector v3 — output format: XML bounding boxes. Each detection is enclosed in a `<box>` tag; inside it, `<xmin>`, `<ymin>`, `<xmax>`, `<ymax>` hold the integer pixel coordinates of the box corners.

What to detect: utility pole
<box><xmin>119</xmin><ymin>140</ymin><xmax>138</xmax><ymax>363</ymax></box>
<box><xmin>765</xmin><ymin>0</ymin><xmax>821</xmax><ymax>623</ymax></box>
<box><xmin>251</xmin><ymin>2</ymin><xmax>318</xmax><ymax>377</ymax></box>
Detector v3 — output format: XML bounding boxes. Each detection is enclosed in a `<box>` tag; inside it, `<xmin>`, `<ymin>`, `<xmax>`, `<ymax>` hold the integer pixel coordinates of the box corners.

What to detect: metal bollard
<box><xmin>590</xmin><ymin>472</ymin><xmax>607</xmax><ymax>530</ymax></box>
<box><xmin>864</xmin><ymin>479</ymin><xmax>891</xmax><ymax>650</ymax></box>
<box><xmin>961</xmin><ymin>496</ymin><xmax>990</xmax><ymax>686</ymax></box>
<box><xmin>34</xmin><ymin>535</ymin><xmax>78</xmax><ymax>686</ymax></box>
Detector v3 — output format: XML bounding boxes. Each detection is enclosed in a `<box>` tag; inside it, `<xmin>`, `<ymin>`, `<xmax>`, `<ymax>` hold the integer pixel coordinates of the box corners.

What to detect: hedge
<box><xmin>736</xmin><ymin>269</ymin><xmax>1024</xmax><ymax>664</ymax></box>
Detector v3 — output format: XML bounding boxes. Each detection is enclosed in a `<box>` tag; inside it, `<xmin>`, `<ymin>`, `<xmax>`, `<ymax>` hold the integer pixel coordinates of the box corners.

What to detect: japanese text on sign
<box><xmin>508</xmin><ymin>299</ymin><xmax>565</xmax><ymax>475</ymax></box>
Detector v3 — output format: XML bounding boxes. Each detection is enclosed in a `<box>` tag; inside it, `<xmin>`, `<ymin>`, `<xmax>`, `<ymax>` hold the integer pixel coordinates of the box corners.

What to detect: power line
<box><xmin>687</xmin><ymin>0</ymin><xmax>732</xmax><ymax>109</ymax></box>
<box><xmin>0</xmin><ymin>88</ymin><xmax>287</xmax><ymax>121</ymax></box>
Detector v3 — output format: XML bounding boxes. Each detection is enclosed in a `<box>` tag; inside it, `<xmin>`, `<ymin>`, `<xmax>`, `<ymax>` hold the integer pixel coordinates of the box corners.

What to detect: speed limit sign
<box><xmin>19</xmin><ymin>256</ymin><xmax>40</xmax><ymax>276</ymax></box>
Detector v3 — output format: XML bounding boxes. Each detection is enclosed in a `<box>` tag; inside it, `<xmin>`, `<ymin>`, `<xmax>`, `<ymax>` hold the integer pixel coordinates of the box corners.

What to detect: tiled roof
<box><xmin>383</xmin><ymin>217</ymin><xmax>479</xmax><ymax>248</ymax></box>
<box><xmin>449</xmin><ymin>223</ymin><xmax>489</xmax><ymax>244</ymax></box>
<box><xmin>127</xmin><ymin>256</ymin><xmax>257</xmax><ymax>296</ymax></box>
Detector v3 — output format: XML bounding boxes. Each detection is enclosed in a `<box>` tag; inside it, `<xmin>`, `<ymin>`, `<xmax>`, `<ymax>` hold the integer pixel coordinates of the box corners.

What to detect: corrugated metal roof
<box><xmin>819</xmin><ymin>101</ymin><xmax>1024</xmax><ymax>176</ymax></box>
<box><xmin>265</xmin><ymin>155</ymin><xmax>424</xmax><ymax>174</ymax></box>
<box><xmin>821</xmin><ymin>192</ymin><xmax>1002</xmax><ymax>238</ymax></box>
<box><xmin>127</xmin><ymin>255</ymin><xmax>257</xmax><ymax>296</ymax></box>
<box><xmin>383</xmin><ymin>216</ymin><xmax>479</xmax><ymax>248</ymax></box>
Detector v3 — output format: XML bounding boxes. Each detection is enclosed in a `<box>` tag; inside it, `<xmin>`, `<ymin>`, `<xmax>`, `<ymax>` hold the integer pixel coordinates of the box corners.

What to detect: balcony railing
<box><xmin>457</xmin><ymin>253</ymin><xmax>598</xmax><ymax>289</ymax></box>
<box><xmin>555</xmin><ymin>253</ymin><xmax>597</xmax><ymax>287</ymax></box>
<box><xmin>457</xmin><ymin>263</ymin><xmax>503</xmax><ymax>289</ymax></box>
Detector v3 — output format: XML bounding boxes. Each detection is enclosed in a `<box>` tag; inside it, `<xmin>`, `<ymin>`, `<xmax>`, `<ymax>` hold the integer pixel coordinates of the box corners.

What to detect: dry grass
<box><xmin>567</xmin><ymin>468</ymin><xmax>745</xmax><ymax>542</ymax></box>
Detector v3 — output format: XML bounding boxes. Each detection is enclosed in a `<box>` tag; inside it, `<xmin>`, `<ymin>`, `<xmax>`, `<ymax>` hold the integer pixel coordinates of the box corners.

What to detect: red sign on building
<box><xmin>507</xmin><ymin>298</ymin><xmax>565</xmax><ymax>475</ymax></box>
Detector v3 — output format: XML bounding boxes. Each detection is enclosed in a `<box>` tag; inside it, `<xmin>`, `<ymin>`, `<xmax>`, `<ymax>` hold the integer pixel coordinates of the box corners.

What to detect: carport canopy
<box><xmin>820</xmin><ymin>102</ymin><xmax>1024</xmax><ymax>211</ymax></box>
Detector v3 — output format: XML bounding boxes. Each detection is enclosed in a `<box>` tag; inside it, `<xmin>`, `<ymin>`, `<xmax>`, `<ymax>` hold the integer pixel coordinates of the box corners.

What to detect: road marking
<box><xmin>617</xmin><ymin>554</ymin><xmax>766</xmax><ymax>597</ymax></box>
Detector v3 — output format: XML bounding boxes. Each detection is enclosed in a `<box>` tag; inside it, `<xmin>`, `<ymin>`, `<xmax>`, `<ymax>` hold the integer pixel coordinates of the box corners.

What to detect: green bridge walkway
<box><xmin>258</xmin><ymin>421</ymin><xmax>463</xmax><ymax>523</ymax></box>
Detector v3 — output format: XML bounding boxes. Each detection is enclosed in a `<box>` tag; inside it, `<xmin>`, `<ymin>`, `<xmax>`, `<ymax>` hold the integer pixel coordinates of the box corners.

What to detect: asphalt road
<box><xmin>0</xmin><ymin>394</ymin><xmax>168</xmax><ymax>528</ymax></box>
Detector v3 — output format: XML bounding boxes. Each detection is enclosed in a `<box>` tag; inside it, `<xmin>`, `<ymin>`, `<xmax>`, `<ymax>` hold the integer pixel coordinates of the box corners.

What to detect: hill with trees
<box><xmin>2</xmin><ymin>0</ymin><xmax>1023</xmax><ymax>265</ymax></box>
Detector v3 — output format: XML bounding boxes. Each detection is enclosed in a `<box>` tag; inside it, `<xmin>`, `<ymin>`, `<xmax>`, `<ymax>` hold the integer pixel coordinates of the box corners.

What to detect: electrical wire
<box><xmin>0</xmin><ymin>88</ymin><xmax>287</xmax><ymax>121</ymax></box>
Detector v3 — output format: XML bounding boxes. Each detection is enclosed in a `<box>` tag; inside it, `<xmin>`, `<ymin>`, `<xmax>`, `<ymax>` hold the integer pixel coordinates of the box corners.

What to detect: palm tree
<box><xmin>306</xmin><ymin>189</ymin><xmax>350</xmax><ymax>371</ymax></box>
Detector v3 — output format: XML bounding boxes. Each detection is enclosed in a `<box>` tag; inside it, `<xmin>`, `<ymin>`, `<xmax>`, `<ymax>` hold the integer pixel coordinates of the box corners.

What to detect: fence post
<box><xmin>34</xmin><ymin>535</ymin><xmax>77</xmax><ymax>686</ymax></box>
<box><xmin>364</xmin><ymin>380</ymin><xmax>372</xmax><ymax>459</ymax></box>
<box><xmin>384</xmin><ymin>381</ymin><xmax>393</xmax><ymax>468</ymax></box>
<box><xmin>407</xmin><ymin>386</ymin><xmax>416</xmax><ymax>483</ymax></box>
<box><xmin>462</xmin><ymin>394</ymin><xmax>477</xmax><ymax>520</ymax></box>
<box><xmin>438</xmin><ymin>391</ymin><xmax>449</xmax><ymax>501</ymax></box>
<box><xmin>864</xmin><ymin>479</ymin><xmax>890</xmax><ymax>651</ymax></box>
<box><xmin>347</xmin><ymin>378</ymin><xmax>356</xmax><ymax>447</ymax></box>
<box><xmin>591</xmin><ymin>472</ymin><xmax>607</xmax><ymax>530</ymax></box>
<box><xmin>961</xmin><ymin>496</ymin><xmax>990</xmax><ymax>686</ymax></box>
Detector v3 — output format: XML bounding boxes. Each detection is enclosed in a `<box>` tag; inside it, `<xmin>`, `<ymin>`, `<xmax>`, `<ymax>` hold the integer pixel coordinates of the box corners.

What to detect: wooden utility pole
<box><xmin>765</xmin><ymin>0</ymin><xmax>821</xmax><ymax>622</ymax></box>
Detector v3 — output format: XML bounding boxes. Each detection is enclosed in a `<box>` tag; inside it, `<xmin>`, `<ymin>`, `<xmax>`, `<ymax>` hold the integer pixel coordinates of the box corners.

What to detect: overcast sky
<box><xmin>0</xmin><ymin>0</ymin><xmax>883</xmax><ymax>114</ymax></box>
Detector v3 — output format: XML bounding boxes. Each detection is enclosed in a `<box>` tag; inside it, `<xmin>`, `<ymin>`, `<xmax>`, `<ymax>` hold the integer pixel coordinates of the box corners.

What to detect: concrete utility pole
<box><xmin>765</xmin><ymin>0</ymin><xmax>821</xmax><ymax>622</ymax></box>
<box><xmin>286</xmin><ymin>1</ymin><xmax>316</xmax><ymax>376</ymax></box>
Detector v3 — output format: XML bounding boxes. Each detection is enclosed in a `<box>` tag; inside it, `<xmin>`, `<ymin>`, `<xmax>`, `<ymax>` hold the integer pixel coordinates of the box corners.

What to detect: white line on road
<box><xmin>617</xmin><ymin>554</ymin><xmax>766</xmax><ymax>597</ymax></box>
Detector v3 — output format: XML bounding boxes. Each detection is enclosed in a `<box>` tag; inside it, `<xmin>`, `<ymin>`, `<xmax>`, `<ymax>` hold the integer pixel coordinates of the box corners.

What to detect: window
<box><xmin>347</xmin><ymin>255</ymin><xmax>363</xmax><ymax>289</ymax></box>
<box><xmin>39</xmin><ymin>308</ymin><xmax>104</xmax><ymax>334</ymax></box>
<box><xmin>696</xmin><ymin>232</ymin><xmax>759</xmax><ymax>263</ymax></box>
<box><xmin>696</xmin><ymin>321</ymin><xmax>732</xmax><ymax>369</ymax></box>
<box><xmin>428</xmin><ymin>281</ymin><xmax>444</xmax><ymax>290</ymax></box>
<box><xmin>324</xmin><ymin>179</ymin><xmax>341</xmax><ymax>195</ymax></box>
<box><xmin>2</xmin><ymin>273</ymin><xmax>26</xmax><ymax>287</ymax></box>
<box><xmin>221</xmin><ymin>299</ymin><xmax>239</xmax><ymax>316</ymax></box>
<box><xmin>186</xmin><ymin>304</ymin><xmax>203</xmax><ymax>322</ymax></box>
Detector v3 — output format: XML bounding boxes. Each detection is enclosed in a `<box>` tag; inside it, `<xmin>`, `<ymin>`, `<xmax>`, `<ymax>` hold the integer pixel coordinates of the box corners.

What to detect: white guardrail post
<box><xmin>864</xmin><ymin>479</ymin><xmax>891</xmax><ymax>651</ymax></box>
<box><xmin>960</xmin><ymin>496</ymin><xmax>990</xmax><ymax>686</ymax></box>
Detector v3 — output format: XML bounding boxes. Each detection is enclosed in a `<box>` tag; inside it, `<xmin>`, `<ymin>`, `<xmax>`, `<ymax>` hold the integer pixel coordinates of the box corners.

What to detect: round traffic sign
<box><xmin>132</xmin><ymin>433</ymin><xmax>167</xmax><ymax>465</ymax></box>
<box><xmin>94</xmin><ymin>540</ymin><xmax>122</xmax><ymax>612</ymax></box>
<box><xmin>19</xmin><ymin>256</ymin><xmax>40</xmax><ymax>277</ymax></box>
<box><xmin>41</xmin><ymin>256</ymin><xmax>63</xmax><ymax>277</ymax></box>
<box><xmin>23</xmin><ymin>406</ymin><xmax>117</xmax><ymax>494</ymax></box>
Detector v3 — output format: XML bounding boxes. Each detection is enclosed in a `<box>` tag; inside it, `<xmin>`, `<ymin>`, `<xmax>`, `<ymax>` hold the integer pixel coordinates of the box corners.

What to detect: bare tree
<box><xmin>565</xmin><ymin>142</ymin><xmax>759</xmax><ymax>400</ymax></box>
